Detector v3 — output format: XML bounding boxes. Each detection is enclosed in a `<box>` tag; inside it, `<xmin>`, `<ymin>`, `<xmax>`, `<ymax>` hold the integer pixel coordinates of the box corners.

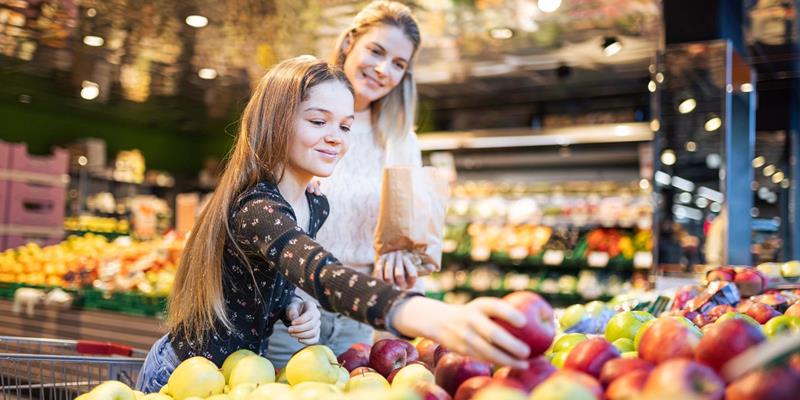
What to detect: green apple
<box><xmin>221</xmin><ymin>349</ymin><xmax>257</xmax><ymax>383</ymax></box>
<box><xmin>763</xmin><ymin>315</ymin><xmax>800</xmax><ymax>337</ymax></box>
<box><xmin>473</xmin><ymin>385</ymin><xmax>527</xmax><ymax>400</ymax></box>
<box><xmin>286</xmin><ymin>345</ymin><xmax>340</xmax><ymax>385</ymax></box>
<box><xmin>249</xmin><ymin>383</ymin><xmax>295</xmax><ymax>400</ymax></box>
<box><xmin>605</xmin><ymin>311</ymin><xmax>655</xmax><ymax>343</ymax></box>
<box><xmin>89</xmin><ymin>381</ymin><xmax>136</xmax><ymax>400</ymax></box>
<box><xmin>133</xmin><ymin>390</ymin><xmax>146</xmax><ymax>400</ymax></box>
<box><xmin>391</xmin><ymin>363</ymin><xmax>434</xmax><ymax>389</ymax></box>
<box><xmin>158</xmin><ymin>384</ymin><xmax>170</xmax><ymax>395</ymax></box>
<box><xmin>167</xmin><ymin>356</ymin><xmax>225</xmax><ymax>400</ymax></box>
<box><xmin>182</xmin><ymin>398</ymin><xmax>202</xmax><ymax>400</ymax></box>
<box><xmin>335</xmin><ymin>366</ymin><xmax>349</xmax><ymax>390</ymax></box>
<box><xmin>229</xmin><ymin>355</ymin><xmax>276</xmax><ymax>387</ymax></box>
<box><xmin>634</xmin><ymin>319</ymin><xmax>657</xmax><ymax>350</ymax></box>
<box><xmin>530</xmin><ymin>375</ymin><xmax>596</xmax><ymax>400</ymax></box>
<box><xmin>612</xmin><ymin>338</ymin><xmax>635</xmax><ymax>353</ymax></box>
<box><xmin>585</xmin><ymin>301</ymin><xmax>610</xmax><ymax>315</ymax></box>
<box><xmin>551</xmin><ymin>351</ymin><xmax>569</xmax><ymax>368</ymax></box>
<box><xmin>227</xmin><ymin>382</ymin><xmax>257</xmax><ymax>400</ymax></box>
<box><xmin>621</xmin><ymin>351</ymin><xmax>638</xmax><ymax>359</ymax></box>
<box><xmin>345</xmin><ymin>372</ymin><xmax>390</xmax><ymax>392</ymax></box>
<box><xmin>205</xmin><ymin>395</ymin><xmax>231</xmax><ymax>400</ymax></box>
<box><xmin>668</xmin><ymin>316</ymin><xmax>703</xmax><ymax>336</ymax></box>
<box><xmin>75</xmin><ymin>394</ymin><xmax>91</xmax><ymax>400</ymax></box>
<box><xmin>292</xmin><ymin>382</ymin><xmax>343</xmax><ymax>400</ymax></box>
<box><xmin>551</xmin><ymin>333</ymin><xmax>588</xmax><ymax>353</ymax></box>
<box><xmin>142</xmin><ymin>394</ymin><xmax>174</xmax><ymax>400</ymax></box>
<box><xmin>560</xmin><ymin>304</ymin><xmax>586</xmax><ymax>329</ymax></box>
<box><xmin>716</xmin><ymin>312</ymin><xmax>763</xmax><ymax>331</ymax></box>
<box><xmin>781</xmin><ymin>261</ymin><xmax>800</xmax><ymax>280</ymax></box>
<box><xmin>346</xmin><ymin>388</ymin><xmax>416</xmax><ymax>400</ymax></box>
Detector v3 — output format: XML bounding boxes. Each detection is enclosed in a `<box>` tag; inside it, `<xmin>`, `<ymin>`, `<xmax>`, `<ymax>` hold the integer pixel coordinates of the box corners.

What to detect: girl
<box><xmin>267</xmin><ymin>0</ymin><xmax>431</xmax><ymax>367</ymax></box>
<box><xmin>135</xmin><ymin>56</ymin><xmax>530</xmax><ymax>393</ymax></box>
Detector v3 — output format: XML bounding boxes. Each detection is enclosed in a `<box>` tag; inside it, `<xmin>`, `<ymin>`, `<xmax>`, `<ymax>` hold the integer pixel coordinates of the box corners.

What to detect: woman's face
<box><xmin>342</xmin><ymin>24</ymin><xmax>415</xmax><ymax>111</ymax></box>
<box><xmin>287</xmin><ymin>80</ymin><xmax>354</xmax><ymax>180</ymax></box>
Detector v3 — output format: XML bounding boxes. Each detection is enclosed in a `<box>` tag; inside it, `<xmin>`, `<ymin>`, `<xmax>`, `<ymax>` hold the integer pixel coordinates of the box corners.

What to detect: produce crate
<box><xmin>82</xmin><ymin>289</ymin><xmax>167</xmax><ymax>317</ymax></box>
<box><xmin>4</xmin><ymin>181</ymin><xmax>66</xmax><ymax>227</ymax></box>
<box><xmin>0</xmin><ymin>282</ymin><xmax>22</xmax><ymax>300</ymax></box>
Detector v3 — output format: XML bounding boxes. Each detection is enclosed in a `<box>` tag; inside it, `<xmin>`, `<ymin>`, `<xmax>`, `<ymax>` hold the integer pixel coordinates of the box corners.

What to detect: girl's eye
<box><xmin>395</xmin><ymin>62</ymin><xmax>406</xmax><ymax>70</ymax></box>
<box><xmin>370</xmin><ymin>48</ymin><xmax>382</xmax><ymax>56</ymax></box>
<box><xmin>341</xmin><ymin>125</ymin><xmax>351</xmax><ymax>133</ymax></box>
<box><xmin>310</xmin><ymin>120</ymin><xmax>325</xmax><ymax>126</ymax></box>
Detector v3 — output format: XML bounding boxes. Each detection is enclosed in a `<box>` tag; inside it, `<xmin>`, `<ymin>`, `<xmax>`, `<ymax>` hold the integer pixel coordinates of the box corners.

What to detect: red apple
<box><xmin>434</xmin><ymin>353</ymin><xmax>492</xmax><ymax>396</ymax></box>
<box><xmin>785</xmin><ymin>301</ymin><xmax>800</xmax><ymax>317</ymax></box>
<box><xmin>411</xmin><ymin>381</ymin><xmax>452</xmax><ymax>400</ymax></box>
<box><xmin>370</xmin><ymin>339</ymin><xmax>413</xmax><ymax>377</ymax></box>
<box><xmin>434</xmin><ymin>346</ymin><xmax>451</xmax><ymax>367</ymax></box>
<box><xmin>734</xmin><ymin>269</ymin><xmax>766</xmax><ymax>297</ymax></box>
<box><xmin>493</xmin><ymin>291</ymin><xmax>556</xmax><ymax>357</ymax></box>
<box><xmin>736</xmin><ymin>299</ymin><xmax>755</xmax><ymax>314</ymax></box>
<box><xmin>744</xmin><ymin>302</ymin><xmax>781</xmax><ymax>324</ymax></box>
<box><xmin>398</xmin><ymin>340</ymin><xmax>420</xmax><ymax>364</ymax></box>
<box><xmin>642</xmin><ymin>359</ymin><xmax>724</xmax><ymax>400</ymax></box>
<box><xmin>564</xmin><ymin>337</ymin><xmax>620</xmax><ymax>379</ymax></box>
<box><xmin>349</xmin><ymin>366</ymin><xmax>377</xmax><ymax>378</ymax></box>
<box><xmin>492</xmin><ymin>356</ymin><xmax>555</xmax><ymax>392</ymax></box>
<box><xmin>638</xmin><ymin>318</ymin><xmax>701</xmax><ymax>364</ymax></box>
<box><xmin>338</xmin><ymin>344</ymin><xmax>371</xmax><ymax>372</ymax></box>
<box><xmin>453</xmin><ymin>376</ymin><xmax>524</xmax><ymax>400</ymax></box>
<box><xmin>599</xmin><ymin>358</ymin><xmax>654</xmax><ymax>386</ymax></box>
<box><xmin>724</xmin><ymin>365</ymin><xmax>800</xmax><ymax>400</ymax></box>
<box><xmin>417</xmin><ymin>339</ymin><xmax>441</xmax><ymax>369</ymax></box>
<box><xmin>695</xmin><ymin>319</ymin><xmax>765</xmax><ymax>375</ymax></box>
<box><xmin>605</xmin><ymin>369</ymin><xmax>650</xmax><ymax>400</ymax></box>
<box><xmin>548</xmin><ymin>370</ymin><xmax>603</xmax><ymax>398</ymax></box>
<box><xmin>707</xmin><ymin>267</ymin><xmax>735</xmax><ymax>282</ymax></box>
<box><xmin>706</xmin><ymin>304</ymin><xmax>734</xmax><ymax>323</ymax></box>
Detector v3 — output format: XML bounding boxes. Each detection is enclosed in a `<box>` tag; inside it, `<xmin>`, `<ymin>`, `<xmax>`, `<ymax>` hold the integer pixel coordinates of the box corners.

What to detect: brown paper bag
<box><xmin>374</xmin><ymin>166</ymin><xmax>450</xmax><ymax>272</ymax></box>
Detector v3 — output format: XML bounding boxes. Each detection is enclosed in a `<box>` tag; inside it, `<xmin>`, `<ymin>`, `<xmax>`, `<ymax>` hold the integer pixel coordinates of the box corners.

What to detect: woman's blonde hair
<box><xmin>167</xmin><ymin>56</ymin><xmax>352</xmax><ymax>343</ymax></box>
<box><xmin>331</xmin><ymin>1</ymin><xmax>421</xmax><ymax>150</ymax></box>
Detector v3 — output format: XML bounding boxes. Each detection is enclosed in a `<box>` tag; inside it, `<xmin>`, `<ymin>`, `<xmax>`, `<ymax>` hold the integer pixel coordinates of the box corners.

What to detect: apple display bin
<box><xmin>0</xmin><ymin>336</ymin><xmax>146</xmax><ymax>400</ymax></box>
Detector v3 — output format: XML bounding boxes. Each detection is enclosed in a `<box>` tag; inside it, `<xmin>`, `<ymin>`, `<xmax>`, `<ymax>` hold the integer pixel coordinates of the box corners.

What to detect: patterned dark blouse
<box><xmin>169</xmin><ymin>181</ymin><xmax>418</xmax><ymax>365</ymax></box>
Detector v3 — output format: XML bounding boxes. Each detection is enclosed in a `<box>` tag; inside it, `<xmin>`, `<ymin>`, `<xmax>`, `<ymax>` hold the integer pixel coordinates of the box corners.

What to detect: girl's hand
<box><xmin>392</xmin><ymin>296</ymin><xmax>531</xmax><ymax>369</ymax></box>
<box><xmin>286</xmin><ymin>299</ymin><xmax>321</xmax><ymax>345</ymax></box>
<box><xmin>374</xmin><ymin>251</ymin><xmax>418</xmax><ymax>290</ymax></box>
<box><xmin>306</xmin><ymin>180</ymin><xmax>322</xmax><ymax>196</ymax></box>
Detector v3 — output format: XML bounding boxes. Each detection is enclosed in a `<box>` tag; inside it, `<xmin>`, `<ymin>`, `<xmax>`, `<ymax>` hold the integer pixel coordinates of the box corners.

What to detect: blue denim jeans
<box><xmin>135</xmin><ymin>334</ymin><xmax>180</xmax><ymax>393</ymax></box>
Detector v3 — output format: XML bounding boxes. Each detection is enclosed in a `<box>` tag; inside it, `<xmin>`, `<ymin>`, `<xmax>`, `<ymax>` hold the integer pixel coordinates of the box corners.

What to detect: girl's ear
<box><xmin>341</xmin><ymin>31</ymin><xmax>354</xmax><ymax>56</ymax></box>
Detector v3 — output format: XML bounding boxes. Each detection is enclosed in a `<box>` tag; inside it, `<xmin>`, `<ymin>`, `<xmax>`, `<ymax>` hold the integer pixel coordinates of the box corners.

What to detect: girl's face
<box><xmin>287</xmin><ymin>80</ymin><xmax>354</xmax><ymax>180</ymax></box>
<box><xmin>342</xmin><ymin>24</ymin><xmax>414</xmax><ymax>111</ymax></box>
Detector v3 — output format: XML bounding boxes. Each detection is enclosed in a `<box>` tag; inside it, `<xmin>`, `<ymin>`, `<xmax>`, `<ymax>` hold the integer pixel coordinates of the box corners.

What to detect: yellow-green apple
<box><xmin>285</xmin><ymin>345</ymin><xmax>340</xmax><ymax>385</ymax></box>
<box><xmin>599</xmin><ymin>357</ymin><xmax>654</xmax><ymax>386</ymax></box>
<box><xmin>638</xmin><ymin>318</ymin><xmax>701</xmax><ymax>364</ymax></box>
<box><xmin>228</xmin><ymin>355</ymin><xmax>275</xmax><ymax>387</ymax></box>
<box><xmin>227</xmin><ymin>383</ymin><xmax>256</xmax><ymax>400</ymax></box>
<box><xmin>559</xmin><ymin>304</ymin><xmax>586</xmax><ymax>330</ymax></box>
<box><xmin>89</xmin><ymin>381</ymin><xmax>136</xmax><ymax>400</ymax></box>
<box><xmin>369</xmin><ymin>339</ymin><xmax>415</xmax><ymax>377</ymax></box>
<box><xmin>291</xmin><ymin>382</ymin><xmax>342</xmax><ymax>400</ymax></box>
<box><xmin>564</xmin><ymin>337</ymin><xmax>620</xmax><ymax>378</ymax></box>
<box><xmin>158</xmin><ymin>384</ymin><xmax>170</xmax><ymax>395</ymax></box>
<box><xmin>416</xmin><ymin>339</ymin><xmax>440</xmax><ymax>369</ymax></box>
<box><xmin>605</xmin><ymin>369</ymin><xmax>649</xmax><ymax>400</ymax></box>
<box><xmin>641</xmin><ymin>359</ymin><xmax>724</xmax><ymax>400</ymax></box>
<box><xmin>494</xmin><ymin>292</ymin><xmax>555</xmax><ymax>356</ymax></box>
<box><xmin>205</xmin><ymin>395</ymin><xmax>231</xmax><ymax>400</ymax></box>
<box><xmin>337</xmin><ymin>343</ymin><xmax>371</xmax><ymax>372</ymax></box>
<box><xmin>707</xmin><ymin>267</ymin><xmax>735</xmax><ymax>282</ymax></box>
<box><xmin>725</xmin><ymin>365</ymin><xmax>800</xmax><ymax>400</ymax></box>
<box><xmin>335</xmin><ymin>366</ymin><xmax>349</xmax><ymax>390</ymax></box>
<box><xmin>276</xmin><ymin>368</ymin><xmax>289</xmax><ymax>384</ymax></box>
<box><xmin>550</xmin><ymin>351</ymin><xmax>569</xmax><ymax>368</ymax></box>
<box><xmin>734</xmin><ymin>269</ymin><xmax>767</xmax><ymax>297</ymax></box>
<box><xmin>611</xmin><ymin>338</ymin><xmax>634</xmax><ymax>353</ymax></box>
<box><xmin>349</xmin><ymin>366</ymin><xmax>377</xmax><ymax>377</ymax></box>
<box><xmin>167</xmin><ymin>356</ymin><xmax>225</xmax><ymax>399</ymax></box>
<box><xmin>453</xmin><ymin>376</ymin><xmax>509</xmax><ymax>400</ymax></box>
<box><xmin>471</xmin><ymin>385</ymin><xmax>527</xmax><ymax>400</ymax></box>
<box><xmin>392</xmin><ymin>363</ymin><xmax>435</xmax><ymax>389</ymax></box>
<box><xmin>549</xmin><ymin>370</ymin><xmax>603</xmax><ymax>397</ymax></box>
<box><xmin>633</xmin><ymin>319</ymin><xmax>656</xmax><ymax>351</ymax></box>
<box><xmin>492</xmin><ymin>356</ymin><xmax>555</xmax><ymax>392</ymax></box>
<box><xmin>781</xmin><ymin>260</ymin><xmax>800</xmax><ymax>281</ymax></box>
<box><xmin>141</xmin><ymin>394</ymin><xmax>173</xmax><ymax>400</ymax></box>
<box><xmin>220</xmin><ymin>349</ymin><xmax>256</xmax><ymax>383</ymax></box>
<box><xmin>133</xmin><ymin>390</ymin><xmax>145</xmax><ymax>400</ymax></box>
<box><xmin>346</xmin><ymin>371</ymin><xmax>390</xmax><ymax>392</ymax></box>
<box><xmin>529</xmin><ymin>373</ymin><xmax>598</xmax><ymax>400</ymax></box>
<box><xmin>716</xmin><ymin>312</ymin><xmax>762</xmax><ymax>330</ymax></box>
<box><xmin>762</xmin><ymin>315</ymin><xmax>800</xmax><ymax>337</ymax></box>
<box><xmin>434</xmin><ymin>353</ymin><xmax>492</xmax><ymax>396</ymax></box>
<box><xmin>249</xmin><ymin>383</ymin><xmax>294</xmax><ymax>400</ymax></box>
<box><xmin>621</xmin><ymin>351</ymin><xmax>638</xmax><ymax>359</ymax></box>
<box><xmin>605</xmin><ymin>311</ymin><xmax>655</xmax><ymax>343</ymax></box>
<box><xmin>551</xmin><ymin>333</ymin><xmax>588</xmax><ymax>353</ymax></box>
<box><xmin>410</xmin><ymin>381</ymin><xmax>452</xmax><ymax>400</ymax></box>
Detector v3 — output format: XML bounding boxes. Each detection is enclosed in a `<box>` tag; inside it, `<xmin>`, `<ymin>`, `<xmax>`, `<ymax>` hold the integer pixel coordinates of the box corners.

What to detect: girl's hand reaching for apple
<box><xmin>391</xmin><ymin>296</ymin><xmax>531</xmax><ymax>369</ymax></box>
<box><xmin>286</xmin><ymin>298</ymin><xmax>321</xmax><ymax>345</ymax></box>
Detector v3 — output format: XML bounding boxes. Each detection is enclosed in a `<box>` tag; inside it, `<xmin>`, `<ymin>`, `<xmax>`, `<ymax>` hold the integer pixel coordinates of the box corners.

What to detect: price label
<box><xmin>543</xmin><ymin>250</ymin><xmax>565</xmax><ymax>266</ymax></box>
<box><xmin>588</xmin><ymin>252</ymin><xmax>610</xmax><ymax>268</ymax></box>
<box><xmin>634</xmin><ymin>251</ymin><xmax>653</xmax><ymax>269</ymax></box>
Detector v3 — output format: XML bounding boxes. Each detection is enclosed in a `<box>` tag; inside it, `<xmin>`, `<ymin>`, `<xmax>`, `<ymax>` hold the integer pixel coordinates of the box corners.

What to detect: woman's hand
<box><xmin>391</xmin><ymin>296</ymin><xmax>531</xmax><ymax>369</ymax></box>
<box><xmin>306</xmin><ymin>180</ymin><xmax>322</xmax><ymax>196</ymax></box>
<box><xmin>374</xmin><ymin>251</ymin><xmax>418</xmax><ymax>290</ymax></box>
<box><xmin>286</xmin><ymin>298</ymin><xmax>321</xmax><ymax>345</ymax></box>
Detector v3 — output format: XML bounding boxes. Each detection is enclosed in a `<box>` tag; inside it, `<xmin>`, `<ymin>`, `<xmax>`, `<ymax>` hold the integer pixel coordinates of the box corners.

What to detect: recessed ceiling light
<box><xmin>648</xmin><ymin>80</ymin><xmax>656</xmax><ymax>92</ymax></box>
<box><xmin>83</xmin><ymin>36</ymin><xmax>104</xmax><ymax>47</ymax></box>
<box><xmin>740</xmin><ymin>83</ymin><xmax>753</xmax><ymax>93</ymax></box>
<box><xmin>704</xmin><ymin>115</ymin><xmax>722</xmax><ymax>131</ymax></box>
<box><xmin>685</xmin><ymin>141</ymin><xmax>697</xmax><ymax>152</ymax></box>
<box><xmin>752</xmin><ymin>156</ymin><xmax>765</xmax><ymax>168</ymax></box>
<box><xmin>763</xmin><ymin>164</ymin><xmax>776</xmax><ymax>176</ymax></box>
<box><xmin>489</xmin><ymin>27</ymin><xmax>514</xmax><ymax>40</ymax></box>
<box><xmin>80</xmin><ymin>81</ymin><xmax>99</xmax><ymax>100</ymax></box>
<box><xmin>185</xmin><ymin>15</ymin><xmax>209</xmax><ymax>28</ymax></box>
<box><xmin>602</xmin><ymin>37</ymin><xmax>622</xmax><ymax>56</ymax></box>
<box><xmin>661</xmin><ymin>149</ymin><xmax>677</xmax><ymax>166</ymax></box>
<box><xmin>198</xmin><ymin>68</ymin><xmax>218</xmax><ymax>80</ymax></box>
<box><xmin>772</xmin><ymin>171</ymin><xmax>785</xmax><ymax>183</ymax></box>
<box><xmin>678</xmin><ymin>98</ymin><xmax>696</xmax><ymax>114</ymax></box>
<box><xmin>538</xmin><ymin>0</ymin><xmax>562</xmax><ymax>12</ymax></box>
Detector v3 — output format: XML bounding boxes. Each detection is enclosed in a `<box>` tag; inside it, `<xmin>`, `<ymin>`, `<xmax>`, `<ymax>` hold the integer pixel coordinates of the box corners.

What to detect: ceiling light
<box><xmin>752</xmin><ymin>156</ymin><xmax>766</xmax><ymax>168</ymax></box>
<box><xmin>650</xmin><ymin>119</ymin><xmax>660</xmax><ymax>132</ymax></box>
<box><xmin>661</xmin><ymin>149</ymin><xmax>677</xmax><ymax>166</ymax></box>
<box><xmin>86</xmin><ymin>8</ymin><xmax>97</xmax><ymax>17</ymax></box>
<box><xmin>198</xmin><ymin>68</ymin><xmax>218</xmax><ymax>80</ymax></box>
<box><xmin>678</xmin><ymin>98</ymin><xmax>696</xmax><ymax>114</ymax></box>
<box><xmin>602</xmin><ymin>37</ymin><xmax>622</xmax><ymax>56</ymax></box>
<box><xmin>537</xmin><ymin>0</ymin><xmax>562</xmax><ymax>12</ymax></box>
<box><xmin>772</xmin><ymin>171</ymin><xmax>784</xmax><ymax>183</ymax></box>
<box><xmin>639</xmin><ymin>179</ymin><xmax>650</xmax><ymax>190</ymax></box>
<box><xmin>678</xmin><ymin>192</ymin><xmax>692</xmax><ymax>204</ymax></box>
<box><xmin>655</xmin><ymin>72</ymin><xmax>664</xmax><ymax>83</ymax></box>
<box><xmin>706</xmin><ymin>153</ymin><xmax>721</xmax><ymax>169</ymax></box>
<box><xmin>489</xmin><ymin>27</ymin><xmax>514</xmax><ymax>40</ymax></box>
<box><xmin>704</xmin><ymin>115</ymin><xmax>722</xmax><ymax>131</ymax></box>
<box><xmin>698</xmin><ymin>186</ymin><xmax>725</xmax><ymax>203</ymax></box>
<box><xmin>648</xmin><ymin>80</ymin><xmax>656</xmax><ymax>92</ymax></box>
<box><xmin>696</xmin><ymin>197</ymin><xmax>709</xmax><ymax>208</ymax></box>
<box><xmin>685</xmin><ymin>141</ymin><xmax>697</xmax><ymax>152</ymax></box>
<box><xmin>781</xmin><ymin>179</ymin><xmax>790</xmax><ymax>189</ymax></box>
<box><xmin>710</xmin><ymin>202</ymin><xmax>722</xmax><ymax>213</ymax></box>
<box><xmin>83</xmin><ymin>35</ymin><xmax>104</xmax><ymax>47</ymax></box>
<box><xmin>185</xmin><ymin>15</ymin><xmax>209</xmax><ymax>28</ymax></box>
<box><xmin>740</xmin><ymin>83</ymin><xmax>753</xmax><ymax>93</ymax></box>
<box><xmin>763</xmin><ymin>164</ymin><xmax>776</xmax><ymax>176</ymax></box>
<box><xmin>80</xmin><ymin>81</ymin><xmax>99</xmax><ymax>100</ymax></box>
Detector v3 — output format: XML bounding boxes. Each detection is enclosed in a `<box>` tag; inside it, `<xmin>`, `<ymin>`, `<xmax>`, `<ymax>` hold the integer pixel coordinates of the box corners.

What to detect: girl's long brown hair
<box><xmin>167</xmin><ymin>56</ymin><xmax>352</xmax><ymax>343</ymax></box>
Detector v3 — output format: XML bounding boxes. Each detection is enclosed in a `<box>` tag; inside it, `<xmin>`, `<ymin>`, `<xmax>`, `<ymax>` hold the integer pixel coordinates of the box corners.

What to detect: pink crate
<box><xmin>8</xmin><ymin>142</ymin><xmax>68</xmax><ymax>176</ymax></box>
<box><xmin>5</xmin><ymin>181</ymin><xmax>66</xmax><ymax>228</ymax></box>
<box><xmin>0</xmin><ymin>141</ymin><xmax>9</xmax><ymax>225</ymax></box>
<box><xmin>1</xmin><ymin>234</ymin><xmax>62</xmax><ymax>251</ymax></box>
<box><xmin>0</xmin><ymin>141</ymin><xmax>10</xmax><ymax>169</ymax></box>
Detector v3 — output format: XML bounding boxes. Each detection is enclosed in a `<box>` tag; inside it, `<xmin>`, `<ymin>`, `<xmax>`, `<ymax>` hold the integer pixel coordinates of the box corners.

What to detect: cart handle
<box><xmin>76</xmin><ymin>340</ymin><xmax>134</xmax><ymax>357</ymax></box>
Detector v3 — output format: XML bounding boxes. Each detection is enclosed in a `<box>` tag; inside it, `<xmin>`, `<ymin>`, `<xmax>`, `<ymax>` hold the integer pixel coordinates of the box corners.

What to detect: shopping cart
<box><xmin>0</xmin><ymin>336</ymin><xmax>147</xmax><ymax>400</ymax></box>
